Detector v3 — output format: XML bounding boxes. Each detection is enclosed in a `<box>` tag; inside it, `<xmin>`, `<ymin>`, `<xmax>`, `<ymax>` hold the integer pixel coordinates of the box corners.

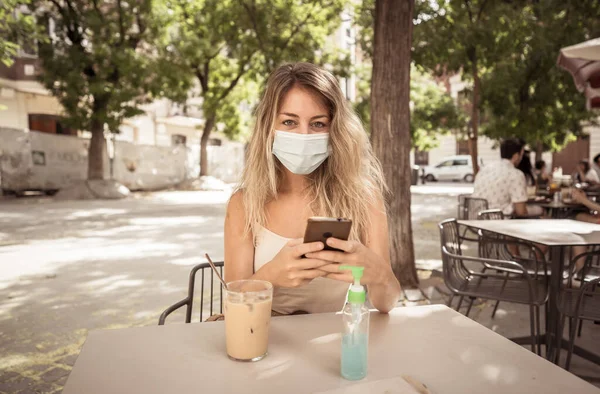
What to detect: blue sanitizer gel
<box><xmin>339</xmin><ymin>266</ymin><xmax>370</xmax><ymax>381</ymax></box>
<box><xmin>341</xmin><ymin>332</ymin><xmax>368</xmax><ymax>380</ymax></box>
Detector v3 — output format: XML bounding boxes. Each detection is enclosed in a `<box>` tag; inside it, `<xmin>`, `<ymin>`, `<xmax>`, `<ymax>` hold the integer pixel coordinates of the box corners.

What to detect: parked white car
<box><xmin>422</xmin><ymin>155</ymin><xmax>479</xmax><ymax>183</ymax></box>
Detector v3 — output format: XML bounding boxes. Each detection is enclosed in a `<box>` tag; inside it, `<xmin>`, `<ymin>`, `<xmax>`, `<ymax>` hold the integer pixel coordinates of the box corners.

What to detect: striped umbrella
<box><xmin>557</xmin><ymin>38</ymin><xmax>600</xmax><ymax>110</ymax></box>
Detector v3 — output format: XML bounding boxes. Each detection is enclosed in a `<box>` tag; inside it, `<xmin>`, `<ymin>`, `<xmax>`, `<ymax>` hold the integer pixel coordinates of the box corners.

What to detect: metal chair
<box><xmin>459</xmin><ymin>197</ymin><xmax>489</xmax><ymax>242</ymax></box>
<box><xmin>464</xmin><ymin>197</ymin><xmax>489</xmax><ymax>220</ymax></box>
<box><xmin>557</xmin><ymin>250</ymin><xmax>600</xmax><ymax>370</ymax></box>
<box><xmin>476</xmin><ymin>209</ymin><xmax>551</xmax><ymax>318</ymax></box>
<box><xmin>457</xmin><ymin>194</ymin><xmax>471</xmax><ymax>220</ymax></box>
<box><xmin>159</xmin><ymin>262</ymin><xmax>224</xmax><ymax>325</ymax></box>
<box><xmin>478</xmin><ymin>209</ymin><xmax>504</xmax><ymax>221</ymax></box>
<box><xmin>439</xmin><ymin>219</ymin><xmax>548</xmax><ymax>354</ymax></box>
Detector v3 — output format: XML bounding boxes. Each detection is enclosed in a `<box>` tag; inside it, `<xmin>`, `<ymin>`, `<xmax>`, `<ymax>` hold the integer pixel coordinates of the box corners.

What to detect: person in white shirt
<box><xmin>473</xmin><ymin>139</ymin><xmax>542</xmax><ymax>217</ymax></box>
<box><xmin>593</xmin><ymin>153</ymin><xmax>600</xmax><ymax>181</ymax></box>
<box><xmin>575</xmin><ymin>159</ymin><xmax>600</xmax><ymax>185</ymax></box>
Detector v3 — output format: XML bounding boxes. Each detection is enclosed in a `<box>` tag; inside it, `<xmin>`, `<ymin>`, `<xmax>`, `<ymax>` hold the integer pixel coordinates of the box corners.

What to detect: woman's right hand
<box><xmin>572</xmin><ymin>188</ymin><xmax>589</xmax><ymax>204</ymax></box>
<box><xmin>254</xmin><ymin>238</ymin><xmax>328</xmax><ymax>288</ymax></box>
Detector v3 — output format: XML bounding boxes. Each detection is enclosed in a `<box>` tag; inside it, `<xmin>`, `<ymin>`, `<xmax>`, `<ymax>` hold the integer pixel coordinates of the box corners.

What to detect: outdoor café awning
<box><xmin>557</xmin><ymin>37</ymin><xmax>600</xmax><ymax>110</ymax></box>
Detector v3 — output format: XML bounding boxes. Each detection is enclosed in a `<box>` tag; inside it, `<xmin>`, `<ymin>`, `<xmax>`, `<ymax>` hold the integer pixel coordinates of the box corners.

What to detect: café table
<box><xmin>62</xmin><ymin>304</ymin><xmax>598</xmax><ymax>394</ymax></box>
<box><xmin>458</xmin><ymin>219</ymin><xmax>600</xmax><ymax>367</ymax></box>
<box><xmin>539</xmin><ymin>201</ymin><xmax>587</xmax><ymax>219</ymax></box>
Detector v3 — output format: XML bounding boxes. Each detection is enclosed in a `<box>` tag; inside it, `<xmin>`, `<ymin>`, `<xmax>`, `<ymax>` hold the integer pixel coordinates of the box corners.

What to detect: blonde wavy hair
<box><xmin>238</xmin><ymin>62</ymin><xmax>386</xmax><ymax>242</ymax></box>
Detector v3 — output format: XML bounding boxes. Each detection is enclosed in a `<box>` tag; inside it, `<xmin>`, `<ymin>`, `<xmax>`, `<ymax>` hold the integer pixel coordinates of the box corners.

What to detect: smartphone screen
<box><xmin>303</xmin><ymin>217</ymin><xmax>352</xmax><ymax>251</ymax></box>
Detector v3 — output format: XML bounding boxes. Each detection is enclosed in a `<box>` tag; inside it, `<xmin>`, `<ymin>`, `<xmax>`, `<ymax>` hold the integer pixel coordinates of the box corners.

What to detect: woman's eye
<box><xmin>282</xmin><ymin>119</ymin><xmax>296</xmax><ymax>126</ymax></box>
<box><xmin>312</xmin><ymin>121</ymin><xmax>327</xmax><ymax>129</ymax></box>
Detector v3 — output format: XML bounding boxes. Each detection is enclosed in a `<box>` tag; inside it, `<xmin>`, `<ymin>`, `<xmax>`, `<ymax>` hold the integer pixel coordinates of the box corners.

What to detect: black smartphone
<box><xmin>303</xmin><ymin>217</ymin><xmax>352</xmax><ymax>252</ymax></box>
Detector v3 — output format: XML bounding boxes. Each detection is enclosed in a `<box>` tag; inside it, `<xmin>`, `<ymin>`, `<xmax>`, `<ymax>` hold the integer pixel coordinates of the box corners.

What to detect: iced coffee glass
<box><xmin>224</xmin><ymin>280</ymin><xmax>273</xmax><ymax>362</ymax></box>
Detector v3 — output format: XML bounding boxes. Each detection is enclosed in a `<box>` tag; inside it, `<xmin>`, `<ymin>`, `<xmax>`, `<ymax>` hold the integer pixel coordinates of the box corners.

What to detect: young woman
<box><xmin>224</xmin><ymin>62</ymin><xmax>401</xmax><ymax>315</ymax></box>
<box><xmin>575</xmin><ymin>159</ymin><xmax>600</xmax><ymax>185</ymax></box>
<box><xmin>534</xmin><ymin>160</ymin><xmax>549</xmax><ymax>188</ymax></box>
<box><xmin>517</xmin><ymin>150</ymin><xmax>535</xmax><ymax>186</ymax></box>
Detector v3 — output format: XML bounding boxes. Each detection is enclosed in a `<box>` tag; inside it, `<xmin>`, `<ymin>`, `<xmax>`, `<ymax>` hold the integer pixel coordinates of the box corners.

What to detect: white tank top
<box><xmin>253</xmin><ymin>224</ymin><xmax>349</xmax><ymax>315</ymax></box>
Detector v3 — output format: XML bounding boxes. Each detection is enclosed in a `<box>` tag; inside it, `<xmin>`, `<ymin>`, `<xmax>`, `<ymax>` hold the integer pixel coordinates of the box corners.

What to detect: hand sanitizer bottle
<box><xmin>340</xmin><ymin>265</ymin><xmax>369</xmax><ymax>381</ymax></box>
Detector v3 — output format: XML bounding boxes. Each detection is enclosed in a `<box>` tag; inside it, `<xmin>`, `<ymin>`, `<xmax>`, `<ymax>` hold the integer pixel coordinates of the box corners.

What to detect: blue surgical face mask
<box><xmin>272</xmin><ymin>130</ymin><xmax>330</xmax><ymax>175</ymax></box>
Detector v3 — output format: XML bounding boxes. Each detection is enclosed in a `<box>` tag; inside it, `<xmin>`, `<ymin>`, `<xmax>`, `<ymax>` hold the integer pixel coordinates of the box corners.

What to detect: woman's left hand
<box><xmin>305</xmin><ymin>237</ymin><xmax>393</xmax><ymax>286</ymax></box>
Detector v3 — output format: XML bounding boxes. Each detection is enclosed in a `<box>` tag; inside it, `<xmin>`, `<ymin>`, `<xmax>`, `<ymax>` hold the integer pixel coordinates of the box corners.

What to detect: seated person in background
<box><xmin>535</xmin><ymin>160</ymin><xmax>550</xmax><ymax>188</ymax></box>
<box><xmin>572</xmin><ymin>189</ymin><xmax>600</xmax><ymax>224</ymax></box>
<box><xmin>517</xmin><ymin>149</ymin><xmax>535</xmax><ymax>186</ymax></box>
<box><xmin>473</xmin><ymin>138</ymin><xmax>542</xmax><ymax>218</ymax></box>
<box><xmin>575</xmin><ymin>159</ymin><xmax>599</xmax><ymax>185</ymax></box>
<box><xmin>593</xmin><ymin>153</ymin><xmax>600</xmax><ymax>180</ymax></box>
<box><xmin>569</xmin><ymin>188</ymin><xmax>599</xmax><ymax>272</ymax></box>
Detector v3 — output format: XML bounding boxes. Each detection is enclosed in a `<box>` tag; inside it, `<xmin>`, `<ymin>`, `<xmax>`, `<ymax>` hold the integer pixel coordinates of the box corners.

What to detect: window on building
<box><xmin>28</xmin><ymin>114</ymin><xmax>76</xmax><ymax>136</ymax></box>
<box><xmin>414</xmin><ymin>150</ymin><xmax>429</xmax><ymax>165</ymax></box>
<box><xmin>457</xmin><ymin>139</ymin><xmax>469</xmax><ymax>155</ymax></box>
<box><xmin>171</xmin><ymin>134</ymin><xmax>187</xmax><ymax>146</ymax></box>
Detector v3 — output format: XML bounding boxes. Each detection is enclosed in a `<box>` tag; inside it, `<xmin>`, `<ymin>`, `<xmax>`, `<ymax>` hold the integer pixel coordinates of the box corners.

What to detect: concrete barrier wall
<box><xmin>0</xmin><ymin>128</ymin><xmax>244</xmax><ymax>192</ymax></box>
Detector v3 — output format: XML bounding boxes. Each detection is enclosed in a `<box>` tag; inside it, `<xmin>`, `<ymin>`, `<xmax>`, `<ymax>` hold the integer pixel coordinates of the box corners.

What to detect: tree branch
<box><xmin>195</xmin><ymin>66</ymin><xmax>207</xmax><ymax>94</ymax></box>
<box><xmin>208</xmin><ymin>44</ymin><xmax>225</xmax><ymax>60</ymax></box>
<box><xmin>280</xmin><ymin>2</ymin><xmax>318</xmax><ymax>52</ymax></box>
<box><xmin>476</xmin><ymin>0</ymin><xmax>489</xmax><ymax>21</ymax></box>
<box><xmin>239</xmin><ymin>0</ymin><xmax>266</xmax><ymax>54</ymax></box>
<box><xmin>116</xmin><ymin>0</ymin><xmax>126</xmax><ymax>45</ymax></box>
<box><xmin>91</xmin><ymin>0</ymin><xmax>105</xmax><ymax>23</ymax></box>
<box><xmin>216</xmin><ymin>53</ymin><xmax>254</xmax><ymax>102</ymax></box>
<box><xmin>463</xmin><ymin>0</ymin><xmax>474</xmax><ymax>23</ymax></box>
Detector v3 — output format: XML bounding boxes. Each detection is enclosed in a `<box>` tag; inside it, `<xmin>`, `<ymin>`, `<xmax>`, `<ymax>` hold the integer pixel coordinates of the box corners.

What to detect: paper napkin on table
<box><xmin>314</xmin><ymin>375</ymin><xmax>432</xmax><ymax>394</ymax></box>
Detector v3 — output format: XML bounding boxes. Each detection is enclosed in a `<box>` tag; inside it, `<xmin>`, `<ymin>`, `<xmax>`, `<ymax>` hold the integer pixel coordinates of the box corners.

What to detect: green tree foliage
<box><xmin>354</xmin><ymin>0</ymin><xmax>463</xmax><ymax>150</ymax></box>
<box><xmin>354</xmin><ymin>64</ymin><xmax>464</xmax><ymax>150</ymax></box>
<box><xmin>0</xmin><ymin>0</ymin><xmax>38</xmax><ymax>67</ymax></box>
<box><xmin>413</xmin><ymin>0</ymin><xmax>517</xmax><ymax>174</ymax></box>
<box><xmin>33</xmin><ymin>0</ymin><xmax>178</xmax><ymax>180</ymax></box>
<box><xmin>162</xmin><ymin>0</ymin><xmax>349</xmax><ymax>176</ymax></box>
<box><xmin>414</xmin><ymin>0</ymin><xmax>600</xmax><ymax>163</ymax></box>
<box><xmin>482</xmin><ymin>1</ymin><xmax>600</xmax><ymax>154</ymax></box>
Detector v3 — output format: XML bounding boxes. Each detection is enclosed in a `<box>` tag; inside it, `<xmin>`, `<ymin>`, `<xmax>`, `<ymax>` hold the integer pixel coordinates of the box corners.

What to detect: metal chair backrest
<box><xmin>457</xmin><ymin>194</ymin><xmax>471</xmax><ymax>220</ymax></box>
<box><xmin>439</xmin><ymin>219</ymin><xmax>470</xmax><ymax>282</ymax></box>
<box><xmin>478</xmin><ymin>209</ymin><xmax>504</xmax><ymax>220</ymax></box>
<box><xmin>159</xmin><ymin>261</ymin><xmax>224</xmax><ymax>325</ymax></box>
<box><xmin>464</xmin><ymin>197</ymin><xmax>489</xmax><ymax>220</ymax></box>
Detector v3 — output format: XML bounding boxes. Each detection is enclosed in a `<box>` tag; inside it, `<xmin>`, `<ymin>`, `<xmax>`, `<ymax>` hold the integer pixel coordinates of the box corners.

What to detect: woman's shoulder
<box><xmin>227</xmin><ymin>189</ymin><xmax>246</xmax><ymax>216</ymax></box>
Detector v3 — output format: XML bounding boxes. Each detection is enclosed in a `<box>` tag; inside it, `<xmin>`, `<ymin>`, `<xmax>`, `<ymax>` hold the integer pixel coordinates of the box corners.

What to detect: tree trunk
<box><xmin>370</xmin><ymin>0</ymin><xmax>418</xmax><ymax>288</ymax></box>
<box><xmin>469</xmin><ymin>61</ymin><xmax>480</xmax><ymax>176</ymax></box>
<box><xmin>88</xmin><ymin>118</ymin><xmax>106</xmax><ymax>180</ymax></box>
<box><xmin>200</xmin><ymin>115</ymin><xmax>216</xmax><ymax>177</ymax></box>
<box><xmin>534</xmin><ymin>141</ymin><xmax>544</xmax><ymax>163</ymax></box>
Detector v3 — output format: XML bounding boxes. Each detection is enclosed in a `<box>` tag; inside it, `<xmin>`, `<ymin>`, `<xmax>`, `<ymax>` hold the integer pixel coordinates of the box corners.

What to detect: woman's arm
<box><xmin>586</xmin><ymin>170</ymin><xmax>600</xmax><ymax>185</ymax></box>
<box><xmin>573</xmin><ymin>189</ymin><xmax>600</xmax><ymax>211</ymax></box>
<box><xmin>362</xmin><ymin>198</ymin><xmax>403</xmax><ymax>312</ymax></box>
<box><xmin>224</xmin><ymin>191</ymin><xmax>328</xmax><ymax>286</ymax></box>
<box><xmin>224</xmin><ymin>191</ymin><xmax>256</xmax><ymax>282</ymax></box>
<box><xmin>306</xmin><ymin>197</ymin><xmax>402</xmax><ymax>313</ymax></box>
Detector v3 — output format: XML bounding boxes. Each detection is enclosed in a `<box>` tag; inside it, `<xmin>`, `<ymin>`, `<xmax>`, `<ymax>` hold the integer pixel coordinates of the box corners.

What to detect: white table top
<box><xmin>458</xmin><ymin>219</ymin><xmax>600</xmax><ymax>246</ymax></box>
<box><xmin>62</xmin><ymin>305</ymin><xmax>598</xmax><ymax>394</ymax></box>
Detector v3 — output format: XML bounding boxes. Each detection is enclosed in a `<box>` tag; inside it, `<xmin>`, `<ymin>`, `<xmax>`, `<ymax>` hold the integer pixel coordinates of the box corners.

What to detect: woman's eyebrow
<box><xmin>279</xmin><ymin>113</ymin><xmax>329</xmax><ymax>120</ymax></box>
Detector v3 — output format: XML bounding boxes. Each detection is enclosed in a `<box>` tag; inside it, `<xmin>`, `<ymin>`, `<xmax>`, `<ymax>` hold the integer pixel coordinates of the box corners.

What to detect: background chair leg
<box><xmin>465</xmin><ymin>297</ymin><xmax>475</xmax><ymax>317</ymax></box>
<box><xmin>565</xmin><ymin>317</ymin><xmax>578</xmax><ymax>371</ymax></box>
<box><xmin>555</xmin><ymin>314</ymin><xmax>566</xmax><ymax>365</ymax></box>
<box><xmin>447</xmin><ymin>294</ymin><xmax>455</xmax><ymax>308</ymax></box>
<box><xmin>535</xmin><ymin>306</ymin><xmax>542</xmax><ymax>356</ymax></box>
<box><xmin>491</xmin><ymin>300</ymin><xmax>501</xmax><ymax>319</ymax></box>
<box><xmin>577</xmin><ymin>319</ymin><xmax>583</xmax><ymax>338</ymax></box>
<box><xmin>456</xmin><ymin>296</ymin><xmax>465</xmax><ymax>312</ymax></box>
<box><xmin>529</xmin><ymin>305</ymin><xmax>537</xmax><ymax>353</ymax></box>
